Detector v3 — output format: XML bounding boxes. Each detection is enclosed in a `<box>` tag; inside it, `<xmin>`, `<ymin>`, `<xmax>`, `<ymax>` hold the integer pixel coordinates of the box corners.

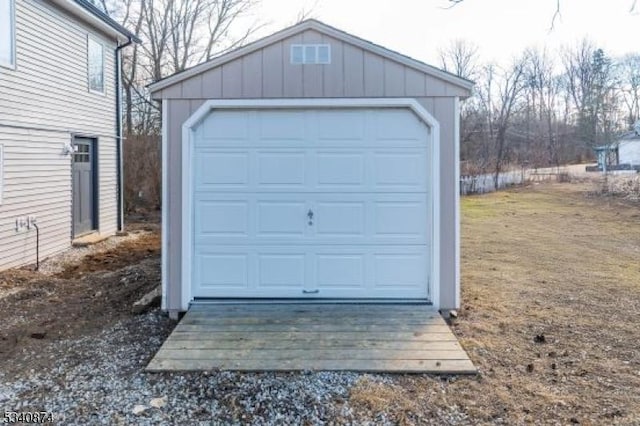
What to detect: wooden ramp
<box><xmin>147</xmin><ymin>304</ymin><xmax>476</xmax><ymax>374</ymax></box>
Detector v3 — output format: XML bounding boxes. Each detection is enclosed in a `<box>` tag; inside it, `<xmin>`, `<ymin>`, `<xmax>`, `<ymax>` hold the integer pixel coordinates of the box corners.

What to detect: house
<box><xmin>594</xmin><ymin>130</ymin><xmax>640</xmax><ymax>172</ymax></box>
<box><xmin>0</xmin><ymin>0</ymin><xmax>140</xmax><ymax>270</ymax></box>
<box><xmin>149</xmin><ymin>20</ymin><xmax>473</xmax><ymax>317</ymax></box>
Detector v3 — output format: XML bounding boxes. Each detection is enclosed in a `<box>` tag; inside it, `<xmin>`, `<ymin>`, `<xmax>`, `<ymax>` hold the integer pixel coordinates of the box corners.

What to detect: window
<box><xmin>88</xmin><ymin>37</ymin><xmax>104</xmax><ymax>93</ymax></box>
<box><xmin>73</xmin><ymin>143</ymin><xmax>91</xmax><ymax>163</ymax></box>
<box><xmin>0</xmin><ymin>0</ymin><xmax>15</xmax><ymax>68</ymax></box>
<box><xmin>290</xmin><ymin>44</ymin><xmax>331</xmax><ymax>64</ymax></box>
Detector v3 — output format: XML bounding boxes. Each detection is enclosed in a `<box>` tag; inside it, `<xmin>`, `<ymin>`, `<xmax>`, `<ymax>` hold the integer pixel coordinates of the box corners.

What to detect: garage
<box><xmin>188</xmin><ymin>104</ymin><xmax>434</xmax><ymax>300</ymax></box>
<box><xmin>150</xmin><ymin>19</ymin><xmax>473</xmax><ymax>314</ymax></box>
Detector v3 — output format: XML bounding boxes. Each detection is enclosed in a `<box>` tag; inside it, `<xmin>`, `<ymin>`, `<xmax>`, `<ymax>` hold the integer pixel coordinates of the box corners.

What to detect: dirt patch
<box><xmin>0</xmin><ymin>229</ymin><xmax>163</xmax><ymax>378</ymax></box>
<box><xmin>55</xmin><ymin>232</ymin><xmax>160</xmax><ymax>279</ymax></box>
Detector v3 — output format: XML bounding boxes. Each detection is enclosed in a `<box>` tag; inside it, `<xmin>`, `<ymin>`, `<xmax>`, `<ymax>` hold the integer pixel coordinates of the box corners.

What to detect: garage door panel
<box><xmin>315</xmin><ymin>202</ymin><xmax>365</xmax><ymax>236</ymax></box>
<box><xmin>257</xmin><ymin>152</ymin><xmax>306</xmax><ymax>186</ymax></box>
<box><xmin>258</xmin><ymin>110</ymin><xmax>307</xmax><ymax>140</ymax></box>
<box><xmin>316</xmin><ymin>254</ymin><xmax>364</xmax><ymax>288</ymax></box>
<box><xmin>195</xmin><ymin>152</ymin><xmax>249</xmax><ymax>187</ymax></box>
<box><xmin>192</xmin><ymin>246</ymin><xmax>428</xmax><ymax>298</ymax></box>
<box><xmin>199</xmin><ymin>111</ymin><xmax>250</xmax><ymax>141</ymax></box>
<box><xmin>257</xmin><ymin>201</ymin><xmax>307</xmax><ymax>236</ymax></box>
<box><xmin>195</xmin><ymin>254</ymin><xmax>248</xmax><ymax>289</ymax></box>
<box><xmin>194</xmin><ymin>194</ymin><xmax>427</xmax><ymax>245</ymax></box>
<box><xmin>316</xmin><ymin>110</ymin><xmax>366</xmax><ymax>141</ymax></box>
<box><xmin>316</xmin><ymin>152</ymin><xmax>365</xmax><ymax>187</ymax></box>
<box><xmin>375</xmin><ymin>201</ymin><xmax>428</xmax><ymax>238</ymax></box>
<box><xmin>374</xmin><ymin>109</ymin><xmax>429</xmax><ymax>141</ymax></box>
<box><xmin>258</xmin><ymin>254</ymin><xmax>306</xmax><ymax>288</ymax></box>
<box><xmin>374</xmin><ymin>253</ymin><xmax>429</xmax><ymax>289</ymax></box>
<box><xmin>195</xmin><ymin>201</ymin><xmax>248</xmax><ymax>236</ymax></box>
<box><xmin>374</xmin><ymin>151</ymin><xmax>428</xmax><ymax>189</ymax></box>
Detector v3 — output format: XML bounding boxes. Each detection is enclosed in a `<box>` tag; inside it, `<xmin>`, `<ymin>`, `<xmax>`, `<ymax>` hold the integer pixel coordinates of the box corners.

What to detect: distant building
<box><xmin>592</xmin><ymin>124</ymin><xmax>640</xmax><ymax>172</ymax></box>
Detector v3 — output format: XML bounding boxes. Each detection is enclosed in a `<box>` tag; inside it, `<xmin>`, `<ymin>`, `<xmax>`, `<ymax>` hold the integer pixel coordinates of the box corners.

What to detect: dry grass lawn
<box><xmin>348</xmin><ymin>182</ymin><xmax>640</xmax><ymax>425</ymax></box>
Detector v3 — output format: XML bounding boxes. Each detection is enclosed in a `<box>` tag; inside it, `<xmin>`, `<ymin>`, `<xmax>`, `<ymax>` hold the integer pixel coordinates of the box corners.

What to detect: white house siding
<box><xmin>619</xmin><ymin>139</ymin><xmax>640</xmax><ymax>166</ymax></box>
<box><xmin>0</xmin><ymin>0</ymin><xmax>119</xmax><ymax>271</ymax></box>
<box><xmin>0</xmin><ymin>128</ymin><xmax>72</xmax><ymax>269</ymax></box>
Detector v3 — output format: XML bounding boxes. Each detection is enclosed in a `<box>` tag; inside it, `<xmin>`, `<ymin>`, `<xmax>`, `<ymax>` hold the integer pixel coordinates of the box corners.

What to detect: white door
<box><xmin>191</xmin><ymin>108</ymin><xmax>431</xmax><ymax>299</ymax></box>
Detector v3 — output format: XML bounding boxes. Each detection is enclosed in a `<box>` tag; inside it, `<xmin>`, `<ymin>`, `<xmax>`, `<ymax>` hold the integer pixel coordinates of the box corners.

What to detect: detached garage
<box><xmin>150</xmin><ymin>20</ymin><xmax>473</xmax><ymax>316</ymax></box>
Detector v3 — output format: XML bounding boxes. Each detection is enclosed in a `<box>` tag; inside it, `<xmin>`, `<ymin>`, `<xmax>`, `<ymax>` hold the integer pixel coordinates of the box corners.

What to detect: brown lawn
<box><xmin>349</xmin><ymin>182</ymin><xmax>640</xmax><ymax>425</ymax></box>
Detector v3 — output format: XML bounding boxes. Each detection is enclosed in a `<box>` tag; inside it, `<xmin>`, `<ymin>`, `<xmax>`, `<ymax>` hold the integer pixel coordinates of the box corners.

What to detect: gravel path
<box><xmin>0</xmin><ymin>311</ymin><xmax>470</xmax><ymax>425</ymax></box>
<box><xmin>0</xmin><ymin>312</ymin><xmax>363</xmax><ymax>424</ymax></box>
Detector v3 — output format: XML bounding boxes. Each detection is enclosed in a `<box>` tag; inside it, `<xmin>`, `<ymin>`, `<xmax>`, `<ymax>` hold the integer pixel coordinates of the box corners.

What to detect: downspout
<box><xmin>115</xmin><ymin>37</ymin><xmax>134</xmax><ymax>232</ymax></box>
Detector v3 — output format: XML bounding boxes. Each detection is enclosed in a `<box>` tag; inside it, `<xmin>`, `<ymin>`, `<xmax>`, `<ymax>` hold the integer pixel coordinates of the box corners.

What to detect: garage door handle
<box><xmin>303</xmin><ymin>289</ymin><xmax>319</xmax><ymax>294</ymax></box>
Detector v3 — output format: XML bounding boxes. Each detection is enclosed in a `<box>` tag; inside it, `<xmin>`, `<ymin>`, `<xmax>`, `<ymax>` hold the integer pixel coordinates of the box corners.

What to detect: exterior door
<box><xmin>191</xmin><ymin>108</ymin><xmax>431</xmax><ymax>300</ymax></box>
<box><xmin>72</xmin><ymin>138</ymin><xmax>96</xmax><ymax>237</ymax></box>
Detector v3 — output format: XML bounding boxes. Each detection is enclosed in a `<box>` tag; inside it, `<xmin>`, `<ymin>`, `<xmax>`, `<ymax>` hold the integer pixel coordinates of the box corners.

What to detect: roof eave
<box><xmin>51</xmin><ymin>0</ymin><xmax>141</xmax><ymax>44</ymax></box>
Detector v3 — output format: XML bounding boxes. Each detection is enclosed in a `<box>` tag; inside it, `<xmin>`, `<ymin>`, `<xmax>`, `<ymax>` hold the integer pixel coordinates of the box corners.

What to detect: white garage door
<box><xmin>191</xmin><ymin>108</ymin><xmax>431</xmax><ymax>300</ymax></box>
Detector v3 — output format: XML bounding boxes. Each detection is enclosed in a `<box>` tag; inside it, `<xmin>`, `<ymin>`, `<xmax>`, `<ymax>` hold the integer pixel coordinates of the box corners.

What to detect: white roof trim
<box><xmin>50</xmin><ymin>0</ymin><xmax>132</xmax><ymax>42</ymax></box>
<box><xmin>149</xmin><ymin>20</ymin><xmax>474</xmax><ymax>94</ymax></box>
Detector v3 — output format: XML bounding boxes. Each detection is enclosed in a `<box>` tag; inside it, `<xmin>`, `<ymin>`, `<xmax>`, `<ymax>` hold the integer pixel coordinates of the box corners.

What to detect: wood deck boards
<box><xmin>147</xmin><ymin>304</ymin><xmax>477</xmax><ymax>374</ymax></box>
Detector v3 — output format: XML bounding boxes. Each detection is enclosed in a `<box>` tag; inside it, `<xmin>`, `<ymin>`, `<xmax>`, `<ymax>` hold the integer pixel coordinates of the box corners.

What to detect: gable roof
<box><xmin>51</xmin><ymin>0</ymin><xmax>141</xmax><ymax>43</ymax></box>
<box><xmin>148</xmin><ymin>19</ymin><xmax>473</xmax><ymax>94</ymax></box>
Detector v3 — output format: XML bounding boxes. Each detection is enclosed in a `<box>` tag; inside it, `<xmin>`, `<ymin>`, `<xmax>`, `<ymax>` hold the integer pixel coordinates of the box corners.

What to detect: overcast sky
<box><xmin>253</xmin><ymin>0</ymin><xmax>639</xmax><ymax>66</ymax></box>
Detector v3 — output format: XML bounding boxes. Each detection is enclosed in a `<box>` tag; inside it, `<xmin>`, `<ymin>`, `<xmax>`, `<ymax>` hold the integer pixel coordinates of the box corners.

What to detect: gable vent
<box><xmin>290</xmin><ymin>44</ymin><xmax>331</xmax><ymax>64</ymax></box>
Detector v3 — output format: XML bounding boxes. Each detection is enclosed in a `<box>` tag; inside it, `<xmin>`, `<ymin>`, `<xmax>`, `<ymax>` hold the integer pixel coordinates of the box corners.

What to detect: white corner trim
<box><xmin>179</xmin><ymin>98</ymin><xmax>441</xmax><ymax>311</ymax></box>
<box><xmin>454</xmin><ymin>97</ymin><xmax>461</xmax><ymax>310</ymax></box>
<box><xmin>161</xmin><ymin>102</ymin><xmax>168</xmax><ymax>311</ymax></box>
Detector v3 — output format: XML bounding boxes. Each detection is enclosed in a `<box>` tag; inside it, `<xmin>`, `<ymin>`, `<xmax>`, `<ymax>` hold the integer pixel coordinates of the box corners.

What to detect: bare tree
<box><xmin>523</xmin><ymin>48</ymin><xmax>564</xmax><ymax>166</ymax></box>
<box><xmin>438</xmin><ymin>39</ymin><xmax>479</xmax><ymax>80</ymax></box>
<box><xmin>618</xmin><ymin>53</ymin><xmax>640</xmax><ymax>128</ymax></box>
<box><xmin>476</xmin><ymin>59</ymin><xmax>527</xmax><ymax>188</ymax></box>
<box><xmin>293</xmin><ymin>0</ymin><xmax>319</xmax><ymax>24</ymax></box>
<box><xmin>103</xmin><ymin>0</ymin><xmax>262</xmax><ymax>210</ymax></box>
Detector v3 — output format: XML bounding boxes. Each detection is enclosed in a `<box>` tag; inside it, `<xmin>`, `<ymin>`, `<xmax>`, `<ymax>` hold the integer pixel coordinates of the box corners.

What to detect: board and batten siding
<box><xmin>155</xmin><ymin>24</ymin><xmax>469</xmax><ymax>311</ymax></box>
<box><xmin>153</xmin><ymin>30</ymin><xmax>468</xmax><ymax>100</ymax></box>
<box><xmin>0</xmin><ymin>0</ymin><xmax>119</xmax><ymax>271</ymax></box>
<box><xmin>160</xmin><ymin>97</ymin><xmax>459</xmax><ymax>311</ymax></box>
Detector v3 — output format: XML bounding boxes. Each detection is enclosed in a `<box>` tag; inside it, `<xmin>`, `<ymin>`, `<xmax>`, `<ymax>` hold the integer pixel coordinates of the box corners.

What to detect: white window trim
<box><xmin>87</xmin><ymin>35</ymin><xmax>105</xmax><ymax>95</ymax></box>
<box><xmin>0</xmin><ymin>0</ymin><xmax>16</xmax><ymax>70</ymax></box>
<box><xmin>178</xmin><ymin>98</ymin><xmax>441</xmax><ymax>311</ymax></box>
<box><xmin>290</xmin><ymin>44</ymin><xmax>331</xmax><ymax>65</ymax></box>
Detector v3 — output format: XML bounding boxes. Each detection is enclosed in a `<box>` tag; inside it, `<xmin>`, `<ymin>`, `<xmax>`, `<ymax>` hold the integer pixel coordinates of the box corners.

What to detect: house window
<box><xmin>88</xmin><ymin>37</ymin><xmax>104</xmax><ymax>93</ymax></box>
<box><xmin>0</xmin><ymin>0</ymin><xmax>15</xmax><ymax>68</ymax></box>
<box><xmin>290</xmin><ymin>44</ymin><xmax>331</xmax><ymax>64</ymax></box>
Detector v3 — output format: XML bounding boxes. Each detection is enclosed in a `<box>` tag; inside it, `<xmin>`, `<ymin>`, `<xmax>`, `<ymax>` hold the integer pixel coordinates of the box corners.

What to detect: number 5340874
<box><xmin>3</xmin><ymin>411</ymin><xmax>53</xmax><ymax>423</ymax></box>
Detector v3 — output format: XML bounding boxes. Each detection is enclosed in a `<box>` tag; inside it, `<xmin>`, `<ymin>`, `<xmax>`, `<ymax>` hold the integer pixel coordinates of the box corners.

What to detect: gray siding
<box><xmin>156</xmin><ymin>23</ymin><xmax>467</xmax><ymax>312</ymax></box>
<box><xmin>162</xmin><ymin>97</ymin><xmax>459</xmax><ymax>311</ymax></box>
<box><xmin>0</xmin><ymin>0</ymin><xmax>119</xmax><ymax>270</ymax></box>
<box><xmin>417</xmin><ymin>97</ymin><xmax>457</xmax><ymax>310</ymax></box>
<box><xmin>154</xmin><ymin>30</ymin><xmax>468</xmax><ymax>100</ymax></box>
